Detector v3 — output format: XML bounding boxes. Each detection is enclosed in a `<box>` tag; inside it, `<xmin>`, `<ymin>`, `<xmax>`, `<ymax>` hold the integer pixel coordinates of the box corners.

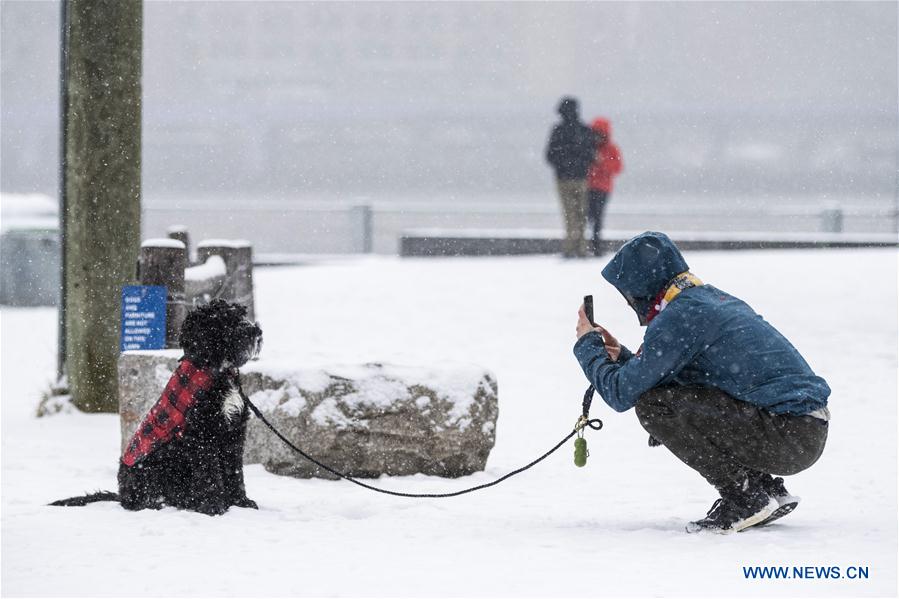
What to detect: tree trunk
<box><xmin>63</xmin><ymin>0</ymin><xmax>142</xmax><ymax>412</ymax></box>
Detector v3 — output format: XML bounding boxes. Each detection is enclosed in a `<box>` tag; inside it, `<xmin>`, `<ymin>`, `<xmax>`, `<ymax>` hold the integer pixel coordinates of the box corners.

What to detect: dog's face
<box><xmin>179</xmin><ymin>300</ymin><xmax>263</xmax><ymax>369</ymax></box>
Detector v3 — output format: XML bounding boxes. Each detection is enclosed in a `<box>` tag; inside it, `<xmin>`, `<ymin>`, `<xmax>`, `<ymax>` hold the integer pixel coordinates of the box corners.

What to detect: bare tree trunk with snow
<box><xmin>63</xmin><ymin>0</ymin><xmax>142</xmax><ymax>412</ymax></box>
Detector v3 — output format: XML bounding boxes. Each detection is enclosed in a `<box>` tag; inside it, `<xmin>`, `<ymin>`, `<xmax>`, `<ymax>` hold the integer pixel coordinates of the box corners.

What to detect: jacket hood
<box><xmin>601</xmin><ymin>232</ymin><xmax>689</xmax><ymax>322</ymax></box>
<box><xmin>591</xmin><ymin>117</ymin><xmax>612</xmax><ymax>139</ymax></box>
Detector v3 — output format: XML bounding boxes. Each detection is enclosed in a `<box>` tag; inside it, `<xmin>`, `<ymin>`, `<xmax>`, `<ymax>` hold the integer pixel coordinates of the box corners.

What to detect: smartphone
<box><xmin>583</xmin><ymin>295</ymin><xmax>595</xmax><ymax>326</ymax></box>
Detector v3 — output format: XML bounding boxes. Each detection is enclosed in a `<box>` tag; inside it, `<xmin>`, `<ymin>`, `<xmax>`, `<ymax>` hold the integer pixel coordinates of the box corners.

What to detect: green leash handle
<box><xmin>574</xmin><ymin>437</ymin><xmax>588</xmax><ymax>467</ymax></box>
<box><xmin>575</xmin><ymin>337</ymin><xmax>598</xmax><ymax>470</ymax></box>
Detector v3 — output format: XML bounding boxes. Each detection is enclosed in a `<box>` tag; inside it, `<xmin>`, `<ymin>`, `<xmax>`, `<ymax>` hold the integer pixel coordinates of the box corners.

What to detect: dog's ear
<box><xmin>178</xmin><ymin>306</ymin><xmax>204</xmax><ymax>362</ymax></box>
<box><xmin>180</xmin><ymin>302</ymin><xmax>225</xmax><ymax>366</ymax></box>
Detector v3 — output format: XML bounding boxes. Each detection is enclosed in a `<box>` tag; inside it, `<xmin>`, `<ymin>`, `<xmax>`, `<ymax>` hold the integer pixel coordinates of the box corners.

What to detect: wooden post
<box><xmin>184</xmin><ymin>255</ymin><xmax>227</xmax><ymax>302</ymax></box>
<box><xmin>139</xmin><ymin>240</ymin><xmax>187</xmax><ymax>348</ymax></box>
<box><xmin>166</xmin><ymin>225</ymin><xmax>192</xmax><ymax>265</ymax></box>
<box><xmin>62</xmin><ymin>0</ymin><xmax>142</xmax><ymax>412</ymax></box>
<box><xmin>196</xmin><ymin>240</ymin><xmax>255</xmax><ymax>321</ymax></box>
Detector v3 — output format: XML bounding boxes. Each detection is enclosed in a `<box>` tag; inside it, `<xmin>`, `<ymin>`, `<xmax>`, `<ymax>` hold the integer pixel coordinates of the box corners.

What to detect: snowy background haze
<box><xmin>2</xmin><ymin>2</ymin><xmax>897</xmax><ymax>253</ymax></box>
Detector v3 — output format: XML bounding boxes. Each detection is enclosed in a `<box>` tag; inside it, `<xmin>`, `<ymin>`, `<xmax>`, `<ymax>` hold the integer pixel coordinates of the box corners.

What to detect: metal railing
<box><xmin>143</xmin><ymin>197</ymin><xmax>899</xmax><ymax>256</ymax></box>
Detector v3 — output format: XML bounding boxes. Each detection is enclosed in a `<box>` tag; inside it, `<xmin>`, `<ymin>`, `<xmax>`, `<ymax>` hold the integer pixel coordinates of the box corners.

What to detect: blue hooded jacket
<box><xmin>573</xmin><ymin>232</ymin><xmax>830</xmax><ymax>415</ymax></box>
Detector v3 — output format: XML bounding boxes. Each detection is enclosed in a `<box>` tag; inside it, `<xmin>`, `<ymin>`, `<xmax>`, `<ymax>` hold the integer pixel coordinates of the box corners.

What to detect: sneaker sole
<box><xmin>685</xmin><ymin>498</ymin><xmax>778</xmax><ymax>534</ymax></box>
<box><xmin>755</xmin><ymin>500</ymin><xmax>800</xmax><ymax>528</ymax></box>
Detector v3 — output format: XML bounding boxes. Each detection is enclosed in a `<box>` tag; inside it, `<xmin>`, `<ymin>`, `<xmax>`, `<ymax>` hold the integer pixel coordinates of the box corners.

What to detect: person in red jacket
<box><xmin>586</xmin><ymin>118</ymin><xmax>623</xmax><ymax>256</ymax></box>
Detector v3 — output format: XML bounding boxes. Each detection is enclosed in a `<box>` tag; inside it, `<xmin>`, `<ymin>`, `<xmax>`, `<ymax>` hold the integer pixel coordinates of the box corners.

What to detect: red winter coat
<box><xmin>587</xmin><ymin>118</ymin><xmax>623</xmax><ymax>193</ymax></box>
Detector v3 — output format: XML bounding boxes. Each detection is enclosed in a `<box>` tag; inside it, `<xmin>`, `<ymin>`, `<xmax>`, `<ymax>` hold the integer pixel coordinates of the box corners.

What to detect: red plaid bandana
<box><xmin>122</xmin><ymin>359</ymin><xmax>214</xmax><ymax>467</ymax></box>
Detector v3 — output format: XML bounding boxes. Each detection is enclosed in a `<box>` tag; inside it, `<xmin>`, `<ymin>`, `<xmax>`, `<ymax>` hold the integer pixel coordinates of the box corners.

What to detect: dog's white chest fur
<box><xmin>221</xmin><ymin>383</ymin><xmax>244</xmax><ymax>424</ymax></box>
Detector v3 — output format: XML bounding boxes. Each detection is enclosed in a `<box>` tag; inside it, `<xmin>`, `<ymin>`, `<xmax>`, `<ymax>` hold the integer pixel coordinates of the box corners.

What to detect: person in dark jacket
<box><xmin>573</xmin><ymin>232</ymin><xmax>830</xmax><ymax>533</ymax></box>
<box><xmin>545</xmin><ymin>97</ymin><xmax>596</xmax><ymax>258</ymax></box>
<box><xmin>586</xmin><ymin>117</ymin><xmax>623</xmax><ymax>256</ymax></box>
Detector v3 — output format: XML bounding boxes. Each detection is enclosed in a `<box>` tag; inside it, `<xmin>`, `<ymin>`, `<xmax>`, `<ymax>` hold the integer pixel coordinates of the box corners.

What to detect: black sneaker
<box><xmin>755</xmin><ymin>475</ymin><xmax>801</xmax><ymax>526</ymax></box>
<box><xmin>686</xmin><ymin>486</ymin><xmax>778</xmax><ymax>534</ymax></box>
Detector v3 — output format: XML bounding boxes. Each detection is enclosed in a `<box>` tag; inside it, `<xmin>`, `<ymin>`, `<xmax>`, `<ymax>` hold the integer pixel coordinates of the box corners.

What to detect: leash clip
<box><xmin>575</xmin><ymin>415</ymin><xmax>604</xmax><ymax>435</ymax></box>
<box><xmin>575</xmin><ymin>415</ymin><xmax>589</xmax><ymax>436</ymax></box>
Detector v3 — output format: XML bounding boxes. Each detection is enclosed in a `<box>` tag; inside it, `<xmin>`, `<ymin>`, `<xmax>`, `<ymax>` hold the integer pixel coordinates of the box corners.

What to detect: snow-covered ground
<box><xmin>2</xmin><ymin>250</ymin><xmax>896</xmax><ymax>597</ymax></box>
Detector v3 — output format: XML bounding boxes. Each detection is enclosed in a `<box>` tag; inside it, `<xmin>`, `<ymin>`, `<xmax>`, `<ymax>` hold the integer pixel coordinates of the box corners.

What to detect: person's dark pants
<box><xmin>635</xmin><ymin>386</ymin><xmax>828</xmax><ymax>492</ymax></box>
<box><xmin>587</xmin><ymin>189</ymin><xmax>609</xmax><ymax>255</ymax></box>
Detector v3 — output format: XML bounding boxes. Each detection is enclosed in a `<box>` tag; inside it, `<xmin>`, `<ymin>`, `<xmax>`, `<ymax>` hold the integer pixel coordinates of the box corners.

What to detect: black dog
<box><xmin>51</xmin><ymin>300</ymin><xmax>263</xmax><ymax>516</ymax></box>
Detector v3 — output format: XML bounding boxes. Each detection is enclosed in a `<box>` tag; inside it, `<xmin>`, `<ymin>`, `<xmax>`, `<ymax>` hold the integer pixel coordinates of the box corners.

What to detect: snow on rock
<box><xmin>117</xmin><ymin>352</ymin><xmax>499</xmax><ymax>480</ymax></box>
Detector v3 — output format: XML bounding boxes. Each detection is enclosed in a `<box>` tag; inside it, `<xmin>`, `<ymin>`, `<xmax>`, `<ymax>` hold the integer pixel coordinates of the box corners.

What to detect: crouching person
<box><xmin>573</xmin><ymin>231</ymin><xmax>830</xmax><ymax>533</ymax></box>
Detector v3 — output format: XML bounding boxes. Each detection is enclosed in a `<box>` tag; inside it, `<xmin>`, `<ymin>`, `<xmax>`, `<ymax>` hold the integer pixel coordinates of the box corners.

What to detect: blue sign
<box><xmin>121</xmin><ymin>285</ymin><xmax>167</xmax><ymax>351</ymax></box>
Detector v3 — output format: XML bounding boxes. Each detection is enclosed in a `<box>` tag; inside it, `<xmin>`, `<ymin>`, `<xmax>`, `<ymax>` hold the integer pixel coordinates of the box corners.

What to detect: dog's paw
<box><xmin>234</xmin><ymin>497</ymin><xmax>258</xmax><ymax>509</ymax></box>
<box><xmin>196</xmin><ymin>501</ymin><xmax>229</xmax><ymax>516</ymax></box>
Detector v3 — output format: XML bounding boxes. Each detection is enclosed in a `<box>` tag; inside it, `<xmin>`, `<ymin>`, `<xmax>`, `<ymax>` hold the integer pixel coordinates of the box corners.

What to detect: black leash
<box><xmin>582</xmin><ymin>384</ymin><xmax>596</xmax><ymax>421</ymax></box>
<box><xmin>239</xmin><ymin>383</ymin><xmax>602</xmax><ymax>498</ymax></box>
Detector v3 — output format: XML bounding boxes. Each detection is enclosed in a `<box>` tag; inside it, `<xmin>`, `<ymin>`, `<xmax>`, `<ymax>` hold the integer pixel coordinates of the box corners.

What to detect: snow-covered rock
<box><xmin>117</xmin><ymin>351</ymin><xmax>498</xmax><ymax>479</ymax></box>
